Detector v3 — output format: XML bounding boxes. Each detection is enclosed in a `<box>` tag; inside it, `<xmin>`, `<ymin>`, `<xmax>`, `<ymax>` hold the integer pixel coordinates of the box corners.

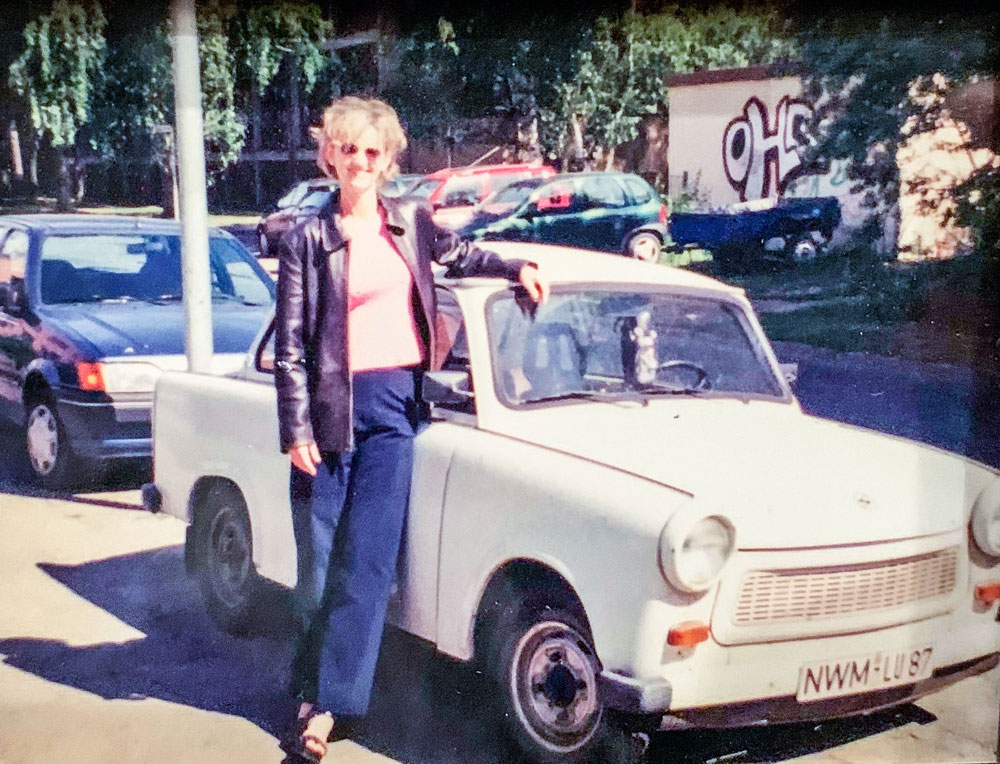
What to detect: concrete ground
<box><xmin>0</xmin><ymin>478</ymin><xmax>996</xmax><ymax>764</ymax></box>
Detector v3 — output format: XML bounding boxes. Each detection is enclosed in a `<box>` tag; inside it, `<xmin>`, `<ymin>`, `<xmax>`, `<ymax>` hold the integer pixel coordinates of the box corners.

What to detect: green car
<box><xmin>453</xmin><ymin>172</ymin><xmax>668</xmax><ymax>262</ymax></box>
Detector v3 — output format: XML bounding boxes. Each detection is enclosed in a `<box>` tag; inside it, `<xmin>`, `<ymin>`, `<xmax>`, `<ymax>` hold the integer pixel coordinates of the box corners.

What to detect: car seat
<box><xmin>138</xmin><ymin>252</ymin><xmax>182</xmax><ymax>298</ymax></box>
<box><xmin>521</xmin><ymin>322</ymin><xmax>584</xmax><ymax>400</ymax></box>
<box><xmin>40</xmin><ymin>259</ymin><xmax>86</xmax><ymax>303</ymax></box>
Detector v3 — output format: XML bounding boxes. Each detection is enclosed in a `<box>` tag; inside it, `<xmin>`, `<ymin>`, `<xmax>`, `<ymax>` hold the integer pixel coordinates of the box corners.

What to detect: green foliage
<box><xmin>797</xmin><ymin>11</ymin><xmax>999</xmax><ymax>223</ymax></box>
<box><xmin>92</xmin><ymin>24</ymin><xmax>171</xmax><ymax>161</ymax></box>
<box><xmin>954</xmin><ymin>162</ymin><xmax>1000</xmax><ymax>261</ymax></box>
<box><xmin>545</xmin><ymin>7</ymin><xmax>797</xmax><ymax>163</ymax></box>
<box><xmin>196</xmin><ymin>0</ymin><xmax>244</xmax><ymax>172</ymax></box>
<box><xmin>8</xmin><ymin>0</ymin><xmax>107</xmax><ymax>149</ymax></box>
<box><xmin>380</xmin><ymin>22</ymin><xmax>464</xmax><ymax>139</ymax></box>
<box><xmin>232</xmin><ymin>2</ymin><xmax>332</xmax><ymax>96</ymax></box>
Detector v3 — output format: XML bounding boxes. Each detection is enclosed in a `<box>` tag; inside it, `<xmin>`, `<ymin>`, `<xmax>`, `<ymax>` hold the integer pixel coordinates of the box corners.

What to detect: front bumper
<box><xmin>668</xmin><ymin>652</ymin><xmax>999</xmax><ymax>728</ymax></box>
<box><xmin>597</xmin><ymin>652</ymin><xmax>999</xmax><ymax>724</ymax></box>
<box><xmin>57</xmin><ymin>390</ymin><xmax>152</xmax><ymax>461</ymax></box>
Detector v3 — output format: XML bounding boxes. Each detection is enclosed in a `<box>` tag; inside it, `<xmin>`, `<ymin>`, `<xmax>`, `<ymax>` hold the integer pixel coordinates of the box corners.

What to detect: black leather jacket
<box><xmin>274</xmin><ymin>192</ymin><xmax>529</xmax><ymax>454</ymax></box>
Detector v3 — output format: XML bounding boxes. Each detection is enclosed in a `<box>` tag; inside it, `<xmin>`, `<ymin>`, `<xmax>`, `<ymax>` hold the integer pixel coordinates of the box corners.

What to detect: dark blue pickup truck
<box><xmin>669</xmin><ymin>196</ymin><xmax>841</xmax><ymax>271</ymax></box>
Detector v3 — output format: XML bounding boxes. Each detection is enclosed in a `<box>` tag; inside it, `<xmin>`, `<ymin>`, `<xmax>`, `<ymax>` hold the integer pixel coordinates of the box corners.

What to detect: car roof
<box><xmin>543</xmin><ymin>171</ymin><xmax>647</xmax><ymax>182</ymax></box>
<box><xmin>0</xmin><ymin>213</ymin><xmax>232</xmax><ymax>237</ymax></box>
<box><xmin>423</xmin><ymin>163</ymin><xmax>553</xmax><ymax>180</ymax></box>
<box><xmin>445</xmin><ymin>243</ymin><xmax>741</xmax><ymax>295</ymax></box>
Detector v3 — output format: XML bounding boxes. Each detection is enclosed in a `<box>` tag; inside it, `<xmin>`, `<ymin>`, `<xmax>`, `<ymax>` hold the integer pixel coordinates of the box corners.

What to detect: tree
<box><xmin>796</xmin><ymin>9</ymin><xmax>998</xmax><ymax>247</ymax></box>
<box><xmin>232</xmin><ymin>1</ymin><xmax>333</xmax><ymax>191</ymax></box>
<box><xmin>545</xmin><ymin>6</ymin><xmax>797</xmax><ymax>173</ymax></box>
<box><xmin>8</xmin><ymin>0</ymin><xmax>107</xmax><ymax>209</ymax></box>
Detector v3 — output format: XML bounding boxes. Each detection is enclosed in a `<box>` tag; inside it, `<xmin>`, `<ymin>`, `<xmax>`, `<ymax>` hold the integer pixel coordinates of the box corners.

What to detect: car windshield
<box><xmin>407</xmin><ymin>178</ymin><xmax>439</xmax><ymax>199</ymax></box>
<box><xmin>276</xmin><ymin>182</ymin><xmax>310</xmax><ymax>209</ymax></box>
<box><xmin>488</xmin><ymin>288</ymin><xmax>784</xmax><ymax>405</ymax></box>
<box><xmin>39</xmin><ymin>233</ymin><xmax>276</xmax><ymax>306</ymax></box>
<box><xmin>299</xmin><ymin>189</ymin><xmax>334</xmax><ymax>209</ymax></box>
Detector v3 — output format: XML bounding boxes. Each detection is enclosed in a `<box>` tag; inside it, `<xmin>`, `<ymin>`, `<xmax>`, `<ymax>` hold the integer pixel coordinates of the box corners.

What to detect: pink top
<box><xmin>345</xmin><ymin>213</ymin><xmax>426</xmax><ymax>372</ymax></box>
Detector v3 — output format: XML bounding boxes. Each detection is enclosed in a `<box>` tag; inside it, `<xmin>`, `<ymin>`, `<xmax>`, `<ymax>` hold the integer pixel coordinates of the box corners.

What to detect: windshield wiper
<box><xmin>522</xmin><ymin>389</ymin><xmax>648</xmax><ymax>406</ymax></box>
<box><xmin>49</xmin><ymin>295</ymin><xmax>140</xmax><ymax>304</ymax></box>
<box><xmin>145</xmin><ymin>293</ymin><xmax>183</xmax><ymax>303</ymax></box>
<box><xmin>639</xmin><ymin>384</ymin><xmax>708</xmax><ymax>396</ymax></box>
<box><xmin>212</xmin><ymin>293</ymin><xmax>267</xmax><ymax>306</ymax></box>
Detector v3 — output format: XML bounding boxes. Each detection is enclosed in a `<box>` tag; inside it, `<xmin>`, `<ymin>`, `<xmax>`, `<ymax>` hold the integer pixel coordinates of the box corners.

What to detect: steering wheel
<box><xmin>655</xmin><ymin>360</ymin><xmax>712</xmax><ymax>391</ymax></box>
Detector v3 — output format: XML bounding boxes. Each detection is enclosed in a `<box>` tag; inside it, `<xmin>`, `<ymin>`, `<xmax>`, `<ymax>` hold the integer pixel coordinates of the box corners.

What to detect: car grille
<box><xmin>732</xmin><ymin>547</ymin><xmax>959</xmax><ymax>625</ymax></box>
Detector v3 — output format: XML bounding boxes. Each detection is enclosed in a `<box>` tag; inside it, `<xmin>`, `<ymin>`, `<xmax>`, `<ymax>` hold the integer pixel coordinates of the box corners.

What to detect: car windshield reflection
<box><xmin>488</xmin><ymin>288</ymin><xmax>785</xmax><ymax>405</ymax></box>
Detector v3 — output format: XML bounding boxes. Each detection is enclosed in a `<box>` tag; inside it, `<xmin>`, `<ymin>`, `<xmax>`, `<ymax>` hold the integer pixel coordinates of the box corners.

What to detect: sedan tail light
<box><xmin>659</xmin><ymin>203</ymin><xmax>667</xmax><ymax>225</ymax></box>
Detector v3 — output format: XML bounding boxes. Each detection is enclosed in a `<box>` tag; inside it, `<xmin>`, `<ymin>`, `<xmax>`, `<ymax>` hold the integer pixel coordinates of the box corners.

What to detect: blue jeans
<box><xmin>289</xmin><ymin>367</ymin><xmax>420</xmax><ymax>716</ymax></box>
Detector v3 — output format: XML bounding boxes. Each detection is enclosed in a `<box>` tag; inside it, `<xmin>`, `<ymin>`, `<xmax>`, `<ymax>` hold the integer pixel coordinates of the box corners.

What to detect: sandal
<box><xmin>281</xmin><ymin>710</ymin><xmax>335</xmax><ymax>764</ymax></box>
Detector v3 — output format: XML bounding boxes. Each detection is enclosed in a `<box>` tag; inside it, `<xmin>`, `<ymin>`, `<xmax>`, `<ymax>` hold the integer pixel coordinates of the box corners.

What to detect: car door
<box><xmin>0</xmin><ymin>228</ymin><xmax>31</xmax><ymax>423</ymax></box>
<box><xmin>527</xmin><ymin>178</ymin><xmax>583</xmax><ymax>246</ymax></box>
<box><xmin>389</xmin><ymin>285</ymin><xmax>471</xmax><ymax>643</ymax></box>
<box><xmin>577</xmin><ymin>175</ymin><xmax>629</xmax><ymax>251</ymax></box>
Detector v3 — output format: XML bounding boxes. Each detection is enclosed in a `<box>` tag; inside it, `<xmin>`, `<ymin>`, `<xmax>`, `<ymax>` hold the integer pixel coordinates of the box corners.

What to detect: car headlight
<box><xmin>971</xmin><ymin>479</ymin><xmax>1000</xmax><ymax>558</ymax></box>
<box><xmin>659</xmin><ymin>513</ymin><xmax>736</xmax><ymax>593</ymax></box>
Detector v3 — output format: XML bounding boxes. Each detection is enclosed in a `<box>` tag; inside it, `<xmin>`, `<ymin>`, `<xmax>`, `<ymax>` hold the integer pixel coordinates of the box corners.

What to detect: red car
<box><xmin>405</xmin><ymin>162</ymin><xmax>556</xmax><ymax>228</ymax></box>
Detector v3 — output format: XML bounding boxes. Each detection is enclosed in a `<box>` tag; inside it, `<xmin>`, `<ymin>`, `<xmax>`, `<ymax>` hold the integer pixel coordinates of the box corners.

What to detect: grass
<box><xmin>739</xmin><ymin>252</ymin><xmax>998</xmax><ymax>371</ymax></box>
<box><xmin>1</xmin><ymin>199</ymin><xmax>261</xmax><ymax>227</ymax></box>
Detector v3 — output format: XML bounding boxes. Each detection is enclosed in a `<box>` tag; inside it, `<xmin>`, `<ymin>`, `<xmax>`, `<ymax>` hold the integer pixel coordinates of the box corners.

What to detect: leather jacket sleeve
<box><xmin>274</xmin><ymin>232</ymin><xmax>314</xmax><ymax>453</ymax></box>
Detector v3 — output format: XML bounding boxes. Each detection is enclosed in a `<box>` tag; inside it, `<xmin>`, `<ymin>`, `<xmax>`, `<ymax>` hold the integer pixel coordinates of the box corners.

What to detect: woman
<box><xmin>274</xmin><ymin>96</ymin><xmax>548</xmax><ymax>762</ymax></box>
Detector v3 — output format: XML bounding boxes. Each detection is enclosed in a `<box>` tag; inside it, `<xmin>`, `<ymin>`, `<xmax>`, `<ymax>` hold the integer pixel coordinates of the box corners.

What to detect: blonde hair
<box><xmin>310</xmin><ymin>96</ymin><xmax>407</xmax><ymax>184</ymax></box>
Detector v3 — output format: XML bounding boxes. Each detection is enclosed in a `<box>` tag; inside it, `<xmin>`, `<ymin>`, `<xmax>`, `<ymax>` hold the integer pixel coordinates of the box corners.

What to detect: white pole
<box><xmin>170</xmin><ymin>0</ymin><xmax>213</xmax><ymax>373</ymax></box>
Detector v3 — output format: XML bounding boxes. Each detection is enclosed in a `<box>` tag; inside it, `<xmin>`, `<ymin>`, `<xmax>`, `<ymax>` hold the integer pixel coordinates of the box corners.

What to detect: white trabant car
<box><xmin>147</xmin><ymin>244</ymin><xmax>1000</xmax><ymax>763</ymax></box>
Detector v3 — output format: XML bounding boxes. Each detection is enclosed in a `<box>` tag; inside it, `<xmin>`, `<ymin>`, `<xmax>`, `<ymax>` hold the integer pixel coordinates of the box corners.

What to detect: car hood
<box><xmin>485</xmin><ymin>398</ymin><xmax>988</xmax><ymax>548</ymax></box>
<box><xmin>38</xmin><ymin>301</ymin><xmax>271</xmax><ymax>358</ymax></box>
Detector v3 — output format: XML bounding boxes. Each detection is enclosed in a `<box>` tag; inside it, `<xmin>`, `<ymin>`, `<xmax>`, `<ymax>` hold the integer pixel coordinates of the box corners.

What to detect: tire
<box><xmin>191</xmin><ymin>483</ymin><xmax>266</xmax><ymax>634</ymax></box>
<box><xmin>787</xmin><ymin>234</ymin><xmax>819</xmax><ymax>264</ymax></box>
<box><xmin>490</xmin><ymin>603</ymin><xmax>609</xmax><ymax>764</ymax></box>
<box><xmin>257</xmin><ymin>228</ymin><xmax>270</xmax><ymax>258</ymax></box>
<box><xmin>625</xmin><ymin>232</ymin><xmax>663</xmax><ymax>263</ymax></box>
<box><xmin>24</xmin><ymin>394</ymin><xmax>86</xmax><ymax>490</ymax></box>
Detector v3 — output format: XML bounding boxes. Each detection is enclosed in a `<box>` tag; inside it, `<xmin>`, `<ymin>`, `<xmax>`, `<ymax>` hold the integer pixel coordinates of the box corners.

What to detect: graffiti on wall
<box><xmin>722</xmin><ymin>95</ymin><xmax>814</xmax><ymax>202</ymax></box>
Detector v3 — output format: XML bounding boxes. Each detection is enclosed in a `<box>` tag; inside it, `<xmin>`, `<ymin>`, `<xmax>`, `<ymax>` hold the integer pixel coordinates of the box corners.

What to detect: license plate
<box><xmin>796</xmin><ymin>645</ymin><xmax>934</xmax><ymax>702</ymax></box>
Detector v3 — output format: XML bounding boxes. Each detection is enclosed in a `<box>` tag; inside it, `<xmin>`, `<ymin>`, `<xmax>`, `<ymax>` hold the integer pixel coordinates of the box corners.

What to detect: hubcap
<box><xmin>26</xmin><ymin>404</ymin><xmax>59</xmax><ymax>476</ymax></box>
<box><xmin>511</xmin><ymin>621</ymin><xmax>601</xmax><ymax>751</ymax></box>
<box><xmin>631</xmin><ymin>235</ymin><xmax>660</xmax><ymax>262</ymax></box>
<box><xmin>208</xmin><ymin>506</ymin><xmax>251</xmax><ymax>608</ymax></box>
<box><xmin>258</xmin><ymin>231</ymin><xmax>269</xmax><ymax>257</ymax></box>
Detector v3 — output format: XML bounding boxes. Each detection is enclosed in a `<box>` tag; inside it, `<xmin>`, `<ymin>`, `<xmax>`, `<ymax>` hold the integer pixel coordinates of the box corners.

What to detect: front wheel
<box><xmin>493</xmin><ymin>605</ymin><xmax>608</xmax><ymax>763</ymax></box>
<box><xmin>191</xmin><ymin>483</ymin><xmax>266</xmax><ymax>634</ymax></box>
<box><xmin>24</xmin><ymin>396</ymin><xmax>85</xmax><ymax>489</ymax></box>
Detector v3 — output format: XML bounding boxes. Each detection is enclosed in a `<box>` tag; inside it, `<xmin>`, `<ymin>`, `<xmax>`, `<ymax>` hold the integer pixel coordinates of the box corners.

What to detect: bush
<box><xmin>954</xmin><ymin>163</ymin><xmax>1000</xmax><ymax>262</ymax></box>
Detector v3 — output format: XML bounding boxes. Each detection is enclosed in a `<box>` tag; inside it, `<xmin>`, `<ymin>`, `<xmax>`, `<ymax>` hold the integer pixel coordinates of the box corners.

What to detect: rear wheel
<box><xmin>24</xmin><ymin>394</ymin><xmax>86</xmax><ymax>490</ymax></box>
<box><xmin>191</xmin><ymin>483</ymin><xmax>267</xmax><ymax>634</ymax></box>
<box><xmin>626</xmin><ymin>232</ymin><xmax>663</xmax><ymax>263</ymax></box>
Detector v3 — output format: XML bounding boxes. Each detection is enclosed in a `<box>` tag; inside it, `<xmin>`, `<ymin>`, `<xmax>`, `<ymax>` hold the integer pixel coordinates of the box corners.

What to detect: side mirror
<box><xmin>423</xmin><ymin>370</ymin><xmax>474</xmax><ymax>405</ymax></box>
<box><xmin>779</xmin><ymin>362</ymin><xmax>799</xmax><ymax>386</ymax></box>
<box><xmin>521</xmin><ymin>202</ymin><xmax>541</xmax><ymax>219</ymax></box>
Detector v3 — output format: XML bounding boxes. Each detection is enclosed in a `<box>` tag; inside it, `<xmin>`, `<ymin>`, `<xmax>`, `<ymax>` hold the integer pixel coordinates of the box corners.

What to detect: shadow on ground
<box><xmin>0</xmin><ymin>546</ymin><xmax>936</xmax><ymax>764</ymax></box>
